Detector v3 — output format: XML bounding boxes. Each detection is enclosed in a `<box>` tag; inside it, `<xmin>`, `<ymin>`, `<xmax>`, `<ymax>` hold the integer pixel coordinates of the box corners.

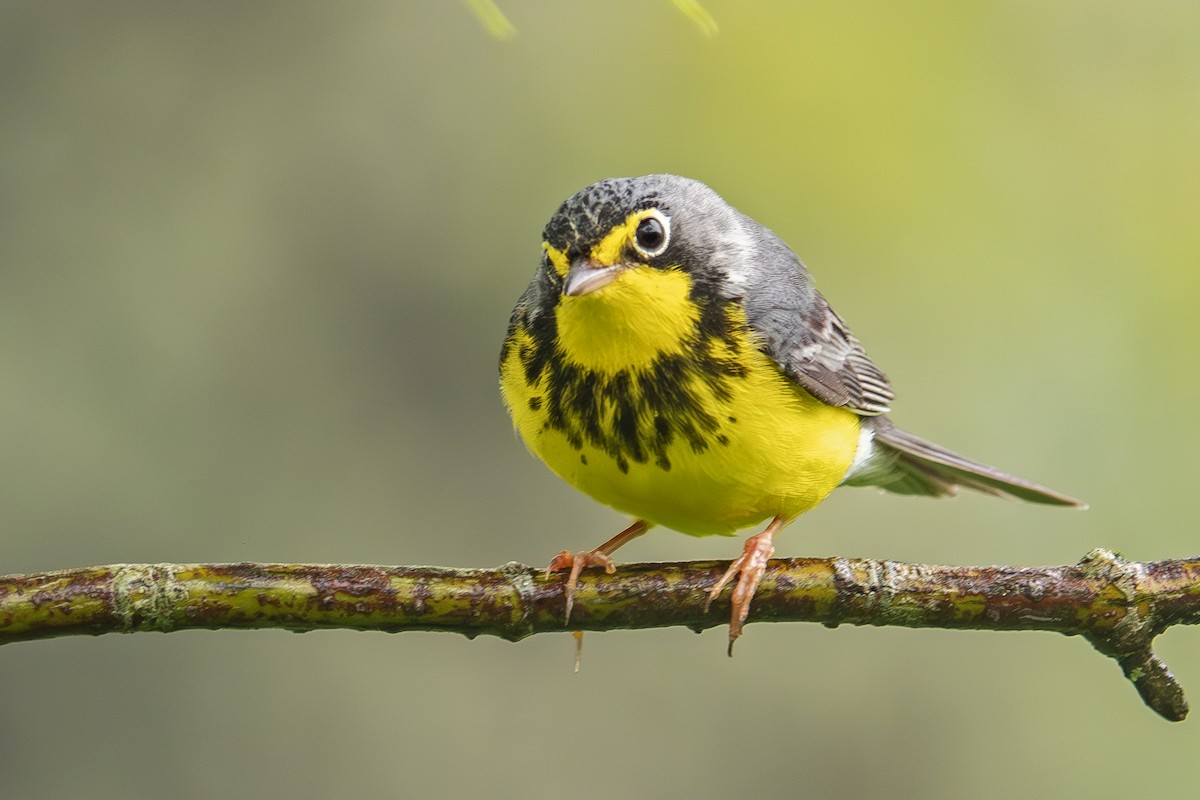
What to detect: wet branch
<box><xmin>2</xmin><ymin>549</ymin><xmax>1198</xmax><ymax>721</ymax></box>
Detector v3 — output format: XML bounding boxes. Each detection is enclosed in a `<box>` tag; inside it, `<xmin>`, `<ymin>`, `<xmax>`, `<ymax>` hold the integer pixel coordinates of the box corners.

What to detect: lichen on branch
<box><xmin>1</xmin><ymin>549</ymin><xmax>1197</xmax><ymax>721</ymax></box>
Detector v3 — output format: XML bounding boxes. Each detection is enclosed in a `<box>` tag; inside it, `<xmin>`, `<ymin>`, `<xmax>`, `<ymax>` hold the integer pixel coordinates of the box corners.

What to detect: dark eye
<box><xmin>633</xmin><ymin>215</ymin><xmax>669</xmax><ymax>256</ymax></box>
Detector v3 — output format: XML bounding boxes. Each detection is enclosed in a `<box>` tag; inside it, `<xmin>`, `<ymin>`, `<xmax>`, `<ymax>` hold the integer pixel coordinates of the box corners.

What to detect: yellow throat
<box><xmin>500</xmin><ymin>241</ymin><xmax>862</xmax><ymax>537</ymax></box>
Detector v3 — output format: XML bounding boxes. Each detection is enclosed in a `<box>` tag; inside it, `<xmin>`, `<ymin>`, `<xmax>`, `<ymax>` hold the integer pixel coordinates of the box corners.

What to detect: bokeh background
<box><xmin>2</xmin><ymin>2</ymin><xmax>1198</xmax><ymax>797</ymax></box>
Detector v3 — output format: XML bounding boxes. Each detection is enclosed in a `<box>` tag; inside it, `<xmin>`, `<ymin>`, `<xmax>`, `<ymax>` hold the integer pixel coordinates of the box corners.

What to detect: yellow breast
<box><xmin>500</xmin><ymin>265</ymin><xmax>860</xmax><ymax>536</ymax></box>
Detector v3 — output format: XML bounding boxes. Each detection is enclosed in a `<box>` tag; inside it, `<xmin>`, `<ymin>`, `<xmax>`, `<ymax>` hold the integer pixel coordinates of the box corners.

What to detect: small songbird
<box><xmin>499</xmin><ymin>174</ymin><xmax>1083</xmax><ymax>651</ymax></box>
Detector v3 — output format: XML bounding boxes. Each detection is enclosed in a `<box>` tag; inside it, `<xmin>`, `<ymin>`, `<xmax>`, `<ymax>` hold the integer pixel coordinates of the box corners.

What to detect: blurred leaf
<box><xmin>671</xmin><ymin>0</ymin><xmax>719</xmax><ymax>37</ymax></box>
<box><xmin>463</xmin><ymin>0</ymin><xmax>517</xmax><ymax>40</ymax></box>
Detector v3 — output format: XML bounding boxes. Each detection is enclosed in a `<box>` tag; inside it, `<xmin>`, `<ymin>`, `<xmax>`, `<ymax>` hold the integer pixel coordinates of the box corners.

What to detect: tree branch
<box><xmin>2</xmin><ymin>549</ymin><xmax>1197</xmax><ymax>721</ymax></box>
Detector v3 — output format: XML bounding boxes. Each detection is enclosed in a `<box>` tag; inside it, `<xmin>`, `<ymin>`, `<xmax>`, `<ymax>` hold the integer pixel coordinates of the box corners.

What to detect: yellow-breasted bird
<box><xmin>500</xmin><ymin>174</ymin><xmax>1084</xmax><ymax>650</ymax></box>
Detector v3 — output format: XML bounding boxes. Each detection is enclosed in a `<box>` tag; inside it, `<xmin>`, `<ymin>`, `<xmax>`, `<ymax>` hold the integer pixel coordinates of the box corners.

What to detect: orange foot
<box><xmin>545</xmin><ymin>548</ymin><xmax>616</xmax><ymax>624</ymax></box>
<box><xmin>545</xmin><ymin>519</ymin><xmax>650</xmax><ymax>624</ymax></box>
<box><xmin>703</xmin><ymin>516</ymin><xmax>789</xmax><ymax>654</ymax></box>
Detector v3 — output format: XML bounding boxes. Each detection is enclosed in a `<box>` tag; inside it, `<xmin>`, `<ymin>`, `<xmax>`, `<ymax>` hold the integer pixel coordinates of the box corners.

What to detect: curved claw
<box><xmin>544</xmin><ymin>519</ymin><xmax>651</xmax><ymax>625</ymax></box>
<box><xmin>703</xmin><ymin>517</ymin><xmax>787</xmax><ymax>654</ymax></box>
<box><xmin>546</xmin><ymin>549</ymin><xmax>617</xmax><ymax>624</ymax></box>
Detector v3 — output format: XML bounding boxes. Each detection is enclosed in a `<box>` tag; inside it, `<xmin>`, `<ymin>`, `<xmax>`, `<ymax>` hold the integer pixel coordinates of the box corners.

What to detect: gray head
<box><xmin>537</xmin><ymin>174</ymin><xmax>814</xmax><ymax>305</ymax></box>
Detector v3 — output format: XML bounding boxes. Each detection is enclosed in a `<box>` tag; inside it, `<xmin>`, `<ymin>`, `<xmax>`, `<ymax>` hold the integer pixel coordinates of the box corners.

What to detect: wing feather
<box><xmin>733</xmin><ymin>227</ymin><xmax>894</xmax><ymax>416</ymax></box>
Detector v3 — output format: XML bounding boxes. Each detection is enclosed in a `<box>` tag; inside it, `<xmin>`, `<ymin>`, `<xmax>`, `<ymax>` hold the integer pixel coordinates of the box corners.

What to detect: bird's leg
<box><xmin>546</xmin><ymin>519</ymin><xmax>650</xmax><ymax>624</ymax></box>
<box><xmin>703</xmin><ymin>515</ymin><xmax>789</xmax><ymax>654</ymax></box>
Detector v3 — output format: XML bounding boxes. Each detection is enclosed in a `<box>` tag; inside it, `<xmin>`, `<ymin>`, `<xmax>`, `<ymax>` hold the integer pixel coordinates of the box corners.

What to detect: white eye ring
<box><xmin>631</xmin><ymin>212</ymin><xmax>671</xmax><ymax>258</ymax></box>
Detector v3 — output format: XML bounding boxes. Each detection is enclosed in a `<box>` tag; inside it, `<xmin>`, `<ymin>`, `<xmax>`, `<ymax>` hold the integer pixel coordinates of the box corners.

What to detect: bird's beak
<box><xmin>563</xmin><ymin>257</ymin><xmax>626</xmax><ymax>297</ymax></box>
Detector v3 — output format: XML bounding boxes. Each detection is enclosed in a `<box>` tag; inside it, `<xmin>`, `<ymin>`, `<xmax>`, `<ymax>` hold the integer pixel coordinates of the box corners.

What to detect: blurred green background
<box><xmin>2</xmin><ymin>1</ymin><xmax>1198</xmax><ymax>797</ymax></box>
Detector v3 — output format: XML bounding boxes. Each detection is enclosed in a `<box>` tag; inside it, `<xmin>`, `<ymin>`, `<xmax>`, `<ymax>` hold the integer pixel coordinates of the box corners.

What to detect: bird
<box><xmin>499</xmin><ymin>174</ymin><xmax>1084</xmax><ymax>652</ymax></box>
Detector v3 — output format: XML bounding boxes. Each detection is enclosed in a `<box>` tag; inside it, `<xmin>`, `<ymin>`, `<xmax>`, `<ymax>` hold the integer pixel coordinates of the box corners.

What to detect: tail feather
<box><xmin>857</xmin><ymin>418</ymin><xmax>1086</xmax><ymax>508</ymax></box>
